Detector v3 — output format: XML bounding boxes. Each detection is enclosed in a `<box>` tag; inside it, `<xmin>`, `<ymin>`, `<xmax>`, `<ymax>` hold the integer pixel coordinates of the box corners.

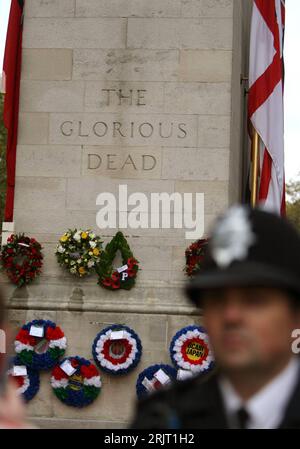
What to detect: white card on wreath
<box><xmin>177</xmin><ymin>369</ymin><xmax>193</xmax><ymax>381</ymax></box>
<box><xmin>117</xmin><ymin>264</ymin><xmax>128</xmax><ymax>273</ymax></box>
<box><xmin>29</xmin><ymin>325</ymin><xmax>44</xmax><ymax>338</ymax></box>
<box><xmin>154</xmin><ymin>369</ymin><xmax>171</xmax><ymax>385</ymax></box>
<box><xmin>142</xmin><ymin>377</ymin><xmax>156</xmax><ymax>392</ymax></box>
<box><xmin>110</xmin><ymin>330</ymin><xmax>125</xmax><ymax>340</ymax></box>
<box><xmin>13</xmin><ymin>365</ymin><xmax>27</xmax><ymax>376</ymax></box>
<box><xmin>60</xmin><ymin>360</ymin><xmax>77</xmax><ymax>376</ymax></box>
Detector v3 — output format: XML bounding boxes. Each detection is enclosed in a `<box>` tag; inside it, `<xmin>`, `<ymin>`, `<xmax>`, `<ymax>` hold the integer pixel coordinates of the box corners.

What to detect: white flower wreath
<box><xmin>92</xmin><ymin>325</ymin><xmax>142</xmax><ymax>375</ymax></box>
<box><xmin>170</xmin><ymin>325</ymin><xmax>215</xmax><ymax>374</ymax></box>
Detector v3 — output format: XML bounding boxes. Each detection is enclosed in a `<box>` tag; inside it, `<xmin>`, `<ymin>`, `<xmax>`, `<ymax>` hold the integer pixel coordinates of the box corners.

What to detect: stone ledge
<box><xmin>7</xmin><ymin>296</ymin><xmax>199</xmax><ymax>316</ymax></box>
<box><xmin>29</xmin><ymin>417</ymin><xmax>128</xmax><ymax>429</ymax></box>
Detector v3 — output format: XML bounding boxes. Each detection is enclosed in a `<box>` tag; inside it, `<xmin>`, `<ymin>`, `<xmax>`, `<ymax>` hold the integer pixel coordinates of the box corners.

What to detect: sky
<box><xmin>0</xmin><ymin>0</ymin><xmax>299</xmax><ymax>182</ymax></box>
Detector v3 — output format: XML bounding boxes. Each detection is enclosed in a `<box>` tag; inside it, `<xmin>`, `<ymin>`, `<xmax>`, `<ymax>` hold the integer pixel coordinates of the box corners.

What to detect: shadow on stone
<box><xmin>10</xmin><ymin>285</ymin><xmax>29</xmax><ymax>300</ymax></box>
<box><xmin>69</xmin><ymin>287</ymin><xmax>84</xmax><ymax>310</ymax></box>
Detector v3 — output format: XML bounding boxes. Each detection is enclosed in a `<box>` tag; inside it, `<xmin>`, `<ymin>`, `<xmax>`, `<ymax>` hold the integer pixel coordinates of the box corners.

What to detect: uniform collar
<box><xmin>219</xmin><ymin>358</ymin><xmax>300</xmax><ymax>429</ymax></box>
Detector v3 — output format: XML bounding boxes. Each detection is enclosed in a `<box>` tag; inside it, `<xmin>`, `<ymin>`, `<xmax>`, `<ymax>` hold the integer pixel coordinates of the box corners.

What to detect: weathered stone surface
<box><xmin>162</xmin><ymin>148</ymin><xmax>230</xmax><ymax>181</ymax></box>
<box><xmin>20</xmin><ymin>81</ymin><xmax>85</xmax><ymax>113</ymax></box>
<box><xmin>18</xmin><ymin>113</ymin><xmax>49</xmax><ymax>145</ymax></box>
<box><xmin>30</xmin><ymin>417</ymin><xmax>127</xmax><ymax>429</ymax></box>
<box><xmin>198</xmin><ymin>115</ymin><xmax>231</xmax><ymax>148</ymax></box>
<box><xmin>22</xmin><ymin>49</ymin><xmax>73</xmax><ymax>81</ymax></box>
<box><xmin>73</xmin><ymin>49</ymin><xmax>179</xmax><ymax>82</ymax></box>
<box><xmin>179</xmin><ymin>50</ymin><xmax>232</xmax><ymax>82</ymax></box>
<box><xmin>181</xmin><ymin>0</ymin><xmax>233</xmax><ymax>18</ymax></box>
<box><xmin>25</xmin><ymin>0</ymin><xmax>75</xmax><ymax>18</ymax></box>
<box><xmin>164</xmin><ymin>83</ymin><xmax>231</xmax><ymax>115</ymax></box>
<box><xmin>14</xmin><ymin>178</ymin><xmax>66</xmax><ymax>211</ymax></box>
<box><xmin>76</xmin><ymin>0</ymin><xmax>181</xmax><ymax>18</ymax></box>
<box><xmin>66</xmin><ymin>178</ymin><xmax>175</xmax><ymax>211</ymax></box>
<box><xmin>15</xmin><ymin>145</ymin><xmax>82</xmax><ymax>178</ymax></box>
<box><xmin>127</xmin><ymin>18</ymin><xmax>233</xmax><ymax>49</ymax></box>
<box><xmin>23</xmin><ymin>19</ymin><xmax>126</xmax><ymax>49</ymax></box>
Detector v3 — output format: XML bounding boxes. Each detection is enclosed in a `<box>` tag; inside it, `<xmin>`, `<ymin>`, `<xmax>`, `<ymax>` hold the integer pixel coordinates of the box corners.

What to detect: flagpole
<box><xmin>250</xmin><ymin>127</ymin><xmax>260</xmax><ymax>208</ymax></box>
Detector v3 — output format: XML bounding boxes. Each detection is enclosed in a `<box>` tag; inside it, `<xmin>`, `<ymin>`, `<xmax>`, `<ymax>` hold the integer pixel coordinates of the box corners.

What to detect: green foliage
<box><xmin>19</xmin><ymin>350</ymin><xmax>33</xmax><ymax>366</ymax></box>
<box><xmin>54</xmin><ymin>387</ymin><xmax>68</xmax><ymax>402</ymax></box>
<box><xmin>55</xmin><ymin>229</ymin><xmax>103</xmax><ymax>277</ymax></box>
<box><xmin>49</xmin><ymin>347</ymin><xmax>65</xmax><ymax>360</ymax></box>
<box><xmin>83</xmin><ymin>385</ymin><xmax>100</xmax><ymax>400</ymax></box>
<box><xmin>96</xmin><ymin>231</ymin><xmax>139</xmax><ymax>290</ymax></box>
<box><xmin>0</xmin><ymin>93</ymin><xmax>7</xmax><ymax>228</ymax></box>
<box><xmin>286</xmin><ymin>177</ymin><xmax>300</xmax><ymax>232</ymax></box>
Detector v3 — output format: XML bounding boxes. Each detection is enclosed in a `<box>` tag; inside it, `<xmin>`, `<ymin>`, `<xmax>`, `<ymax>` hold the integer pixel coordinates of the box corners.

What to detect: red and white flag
<box><xmin>248</xmin><ymin>0</ymin><xmax>286</xmax><ymax>215</ymax></box>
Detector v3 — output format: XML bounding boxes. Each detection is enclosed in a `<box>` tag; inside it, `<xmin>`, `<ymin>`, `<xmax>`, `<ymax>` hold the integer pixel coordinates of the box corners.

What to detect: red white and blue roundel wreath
<box><xmin>51</xmin><ymin>356</ymin><xmax>101</xmax><ymax>407</ymax></box>
<box><xmin>7</xmin><ymin>356</ymin><xmax>40</xmax><ymax>402</ymax></box>
<box><xmin>92</xmin><ymin>325</ymin><xmax>142</xmax><ymax>375</ymax></box>
<box><xmin>169</xmin><ymin>325</ymin><xmax>214</xmax><ymax>375</ymax></box>
<box><xmin>14</xmin><ymin>320</ymin><xmax>67</xmax><ymax>370</ymax></box>
<box><xmin>136</xmin><ymin>364</ymin><xmax>177</xmax><ymax>399</ymax></box>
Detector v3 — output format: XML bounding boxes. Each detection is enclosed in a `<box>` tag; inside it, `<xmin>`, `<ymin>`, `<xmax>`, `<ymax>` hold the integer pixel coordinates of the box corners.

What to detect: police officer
<box><xmin>131</xmin><ymin>205</ymin><xmax>300</xmax><ymax>429</ymax></box>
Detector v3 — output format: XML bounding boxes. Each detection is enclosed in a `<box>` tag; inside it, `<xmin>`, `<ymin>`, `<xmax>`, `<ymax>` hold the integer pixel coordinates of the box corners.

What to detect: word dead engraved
<box><xmin>87</xmin><ymin>153</ymin><xmax>157</xmax><ymax>172</ymax></box>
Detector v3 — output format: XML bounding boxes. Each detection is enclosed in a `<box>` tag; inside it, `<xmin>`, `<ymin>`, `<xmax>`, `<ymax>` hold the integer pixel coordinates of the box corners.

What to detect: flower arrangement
<box><xmin>92</xmin><ymin>324</ymin><xmax>142</xmax><ymax>375</ymax></box>
<box><xmin>184</xmin><ymin>239</ymin><xmax>208</xmax><ymax>277</ymax></box>
<box><xmin>7</xmin><ymin>357</ymin><xmax>40</xmax><ymax>402</ymax></box>
<box><xmin>97</xmin><ymin>232</ymin><xmax>139</xmax><ymax>290</ymax></box>
<box><xmin>1</xmin><ymin>234</ymin><xmax>43</xmax><ymax>287</ymax></box>
<box><xmin>136</xmin><ymin>364</ymin><xmax>177</xmax><ymax>399</ymax></box>
<box><xmin>14</xmin><ymin>320</ymin><xmax>67</xmax><ymax>370</ymax></box>
<box><xmin>55</xmin><ymin>229</ymin><xmax>102</xmax><ymax>277</ymax></box>
<box><xmin>169</xmin><ymin>325</ymin><xmax>214</xmax><ymax>375</ymax></box>
<box><xmin>51</xmin><ymin>356</ymin><xmax>101</xmax><ymax>407</ymax></box>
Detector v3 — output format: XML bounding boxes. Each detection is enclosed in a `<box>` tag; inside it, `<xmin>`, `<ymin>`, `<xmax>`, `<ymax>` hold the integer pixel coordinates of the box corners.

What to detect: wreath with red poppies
<box><xmin>184</xmin><ymin>239</ymin><xmax>209</xmax><ymax>277</ymax></box>
<box><xmin>1</xmin><ymin>234</ymin><xmax>43</xmax><ymax>287</ymax></box>
<box><xmin>97</xmin><ymin>232</ymin><xmax>139</xmax><ymax>290</ymax></box>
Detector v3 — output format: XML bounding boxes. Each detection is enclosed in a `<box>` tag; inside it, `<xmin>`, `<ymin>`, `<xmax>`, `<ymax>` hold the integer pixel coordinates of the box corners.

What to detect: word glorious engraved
<box><xmin>60</xmin><ymin>120</ymin><xmax>187</xmax><ymax>140</ymax></box>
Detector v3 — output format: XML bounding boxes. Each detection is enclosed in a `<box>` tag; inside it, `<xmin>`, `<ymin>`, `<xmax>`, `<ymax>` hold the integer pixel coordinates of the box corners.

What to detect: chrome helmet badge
<box><xmin>211</xmin><ymin>206</ymin><xmax>256</xmax><ymax>268</ymax></box>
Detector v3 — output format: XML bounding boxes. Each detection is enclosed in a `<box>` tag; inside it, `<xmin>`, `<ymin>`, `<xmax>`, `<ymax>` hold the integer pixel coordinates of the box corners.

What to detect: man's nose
<box><xmin>221</xmin><ymin>299</ymin><xmax>244</xmax><ymax>323</ymax></box>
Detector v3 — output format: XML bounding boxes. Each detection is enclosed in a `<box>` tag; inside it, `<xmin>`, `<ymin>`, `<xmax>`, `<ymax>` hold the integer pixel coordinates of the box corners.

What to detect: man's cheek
<box><xmin>256</xmin><ymin>327</ymin><xmax>289</xmax><ymax>355</ymax></box>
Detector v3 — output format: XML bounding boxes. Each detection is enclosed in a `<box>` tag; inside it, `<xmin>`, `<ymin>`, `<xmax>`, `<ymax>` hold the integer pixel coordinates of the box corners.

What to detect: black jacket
<box><xmin>131</xmin><ymin>371</ymin><xmax>300</xmax><ymax>429</ymax></box>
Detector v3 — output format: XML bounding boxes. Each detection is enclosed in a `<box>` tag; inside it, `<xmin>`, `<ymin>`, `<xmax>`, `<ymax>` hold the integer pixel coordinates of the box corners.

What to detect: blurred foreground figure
<box><xmin>131</xmin><ymin>206</ymin><xmax>300</xmax><ymax>429</ymax></box>
<box><xmin>0</xmin><ymin>289</ymin><xmax>34</xmax><ymax>429</ymax></box>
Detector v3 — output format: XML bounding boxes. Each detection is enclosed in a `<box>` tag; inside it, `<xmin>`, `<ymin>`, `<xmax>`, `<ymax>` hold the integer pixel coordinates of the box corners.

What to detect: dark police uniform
<box><xmin>131</xmin><ymin>206</ymin><xmax>300</xmax><ymax>429</ymax></box>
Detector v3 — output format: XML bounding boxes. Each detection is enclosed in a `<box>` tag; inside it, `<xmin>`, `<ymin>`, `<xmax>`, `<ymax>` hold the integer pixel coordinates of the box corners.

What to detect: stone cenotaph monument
<box><xmin>2</xmin><ymin>0</ymin><xmax>251</xmax><ymax>428</ymax></box>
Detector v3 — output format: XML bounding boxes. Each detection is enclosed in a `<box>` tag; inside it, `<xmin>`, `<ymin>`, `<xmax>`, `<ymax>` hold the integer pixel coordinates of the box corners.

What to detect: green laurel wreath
<box><xmin>96</xmin><ymin>232</ymin><xmax>139</xmax><ymax>290</ymax></box>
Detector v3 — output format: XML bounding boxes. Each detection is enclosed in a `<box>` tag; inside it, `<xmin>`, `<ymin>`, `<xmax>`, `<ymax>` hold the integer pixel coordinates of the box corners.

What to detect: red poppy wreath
<box><xmin>1</xmin><ymin>234</ymin><xmax>43</xmax><ymax>287</ymax></box>
<box><xmin>184</xmin><ymin>238</ymin><xmax>208</xmax><ymax>278</ymax></box>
